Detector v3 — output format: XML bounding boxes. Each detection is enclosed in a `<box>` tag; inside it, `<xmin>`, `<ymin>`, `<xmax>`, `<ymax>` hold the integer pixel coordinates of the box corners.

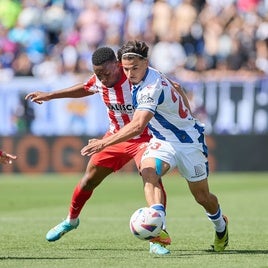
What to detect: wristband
<box><xmin>0</xmin><ymin>150</ymin><xmax>3</xmax><ymax>157</ymax></box>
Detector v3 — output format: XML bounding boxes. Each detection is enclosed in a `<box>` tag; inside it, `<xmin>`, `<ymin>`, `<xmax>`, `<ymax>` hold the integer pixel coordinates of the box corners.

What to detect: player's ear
<box><xmin>144</xmin><ymin>58</ymin><xmax>149</xmax><ymax>67</ymax></box>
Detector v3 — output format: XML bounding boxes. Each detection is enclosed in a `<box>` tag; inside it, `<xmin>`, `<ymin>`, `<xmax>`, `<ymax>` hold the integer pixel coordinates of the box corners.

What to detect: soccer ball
<box><xmin>129</xmin><ymin>207</ymin><xmax>162</xmax><ymax>240</ymax></box>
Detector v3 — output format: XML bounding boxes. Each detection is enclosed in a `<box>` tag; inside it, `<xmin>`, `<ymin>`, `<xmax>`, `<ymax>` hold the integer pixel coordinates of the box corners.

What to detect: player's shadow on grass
<box><xmin>140</xmin><ymin>249</ymin><xmax>268</xmax><ymax>259</ymax></box>
<box><xmin>75</xmin><ymin>248</ymin><xmax>148</xmax><ymax>252</ymax></box>
<box><xmin>176</xmin><ymin>249</ymin><xmax>268</xmax><ymax>255</ymax></box>
<box><xmin>75</xmin><ymin>248</ymin><xmax>268</xmax><ymax>255</ymax></box>
<box><xmin>210</xmin><ymin>249</ymin><xmax>268</xmax><ymax>255</ymax></box>
<box><xmin>0</xmin><ymin>256</ymin><xmax>81</xmax><ymax>260</ymax></box>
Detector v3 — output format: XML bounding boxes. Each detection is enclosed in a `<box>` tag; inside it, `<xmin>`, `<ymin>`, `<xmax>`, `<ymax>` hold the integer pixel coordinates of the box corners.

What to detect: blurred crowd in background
<box><xmin>0</xmin><ymin>0</ymin><xmax>268</xmax><ymax>83</ymax></box>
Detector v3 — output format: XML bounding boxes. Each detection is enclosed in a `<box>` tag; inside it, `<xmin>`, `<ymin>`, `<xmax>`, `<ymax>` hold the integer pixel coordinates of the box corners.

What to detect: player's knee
<box><xmin>141</xmin><ymin>167</ymin><xmax>159</xmax><ymax>183</ymax></box>
<box><xmin>80</xmin><ymin>172</ymin><xmax>99</xmax><ymax>190</ymax></box>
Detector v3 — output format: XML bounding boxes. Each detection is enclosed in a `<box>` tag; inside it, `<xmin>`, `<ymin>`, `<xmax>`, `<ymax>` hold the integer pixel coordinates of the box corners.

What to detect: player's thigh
<box><xmin>91</xmin><ymin>144</ymin><xmax>133</xmax><ymax>171</ymax></box>
<box><xmin>141</xmin><ymin>139</ymin><xmax>176</xmax><ymax>177</ymax></box>
<box><xmin>141</xmin><ymin>157</ymin><xmax>170</xmax><ymax>178</ymax></box>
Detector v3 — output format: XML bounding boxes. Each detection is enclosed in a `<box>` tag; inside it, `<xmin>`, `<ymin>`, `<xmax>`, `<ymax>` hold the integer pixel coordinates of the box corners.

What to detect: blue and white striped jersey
<box><xmin>132</xmin><ymin>67</ymin><xmax>205</xmax><ymax>144</ymax></box>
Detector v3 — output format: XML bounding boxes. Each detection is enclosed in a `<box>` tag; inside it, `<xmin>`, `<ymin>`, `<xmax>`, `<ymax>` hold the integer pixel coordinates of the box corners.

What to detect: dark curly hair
<box><xmin>117</xmin><ymin>40</ymin><xmax>149</xmax><ymax>61</ymax></box>
<box><xmin>92</xmin><ymin>47</ymin><xmax>117</xmax><ymax>66</ymax></box>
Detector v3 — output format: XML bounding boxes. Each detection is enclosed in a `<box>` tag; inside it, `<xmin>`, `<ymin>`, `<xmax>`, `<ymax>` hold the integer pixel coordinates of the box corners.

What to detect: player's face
<box><xmin>93</xmin><ymin>61</ymin><xmax>122</xmax><ymax>88</ymax></box>
<box><xmin>121</xmin><ymin>57</ymin><xmax>148</xmax><ymax>85</ymax></box>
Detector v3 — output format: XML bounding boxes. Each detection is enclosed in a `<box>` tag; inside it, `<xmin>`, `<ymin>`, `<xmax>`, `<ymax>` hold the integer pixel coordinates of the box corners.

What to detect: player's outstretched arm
<box><xmin>0</xmin><ymin>150</ymin><xmax>17</xmax><ymax>164</ymax></box>
<box><xmin>25</xmin><ymin>83</ymin><xmax>98</xmax><ymax>104</ymax></box>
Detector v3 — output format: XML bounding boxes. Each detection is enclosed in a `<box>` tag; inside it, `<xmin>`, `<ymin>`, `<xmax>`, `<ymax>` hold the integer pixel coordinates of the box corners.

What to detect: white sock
<box><xmin>66</xmin><ymin>216</ymin><xmax>78</xmax><ymax>226</ymax></box>
<box><xmin>150</xmin><ymin>204</ymin><xmax>166</xmax><ymax>230</ymax></box>
<box><xmin>206</xmin><ymin>207</ymin><xmax>226</xmax><ymax>233</ymax></box>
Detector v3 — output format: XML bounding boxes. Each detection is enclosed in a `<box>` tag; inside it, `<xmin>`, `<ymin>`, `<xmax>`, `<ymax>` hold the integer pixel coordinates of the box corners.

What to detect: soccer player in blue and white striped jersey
<box><xmin>81</xmin><ymin>40</ymin><xmax>229</xmax><ymax>254</ymax></box>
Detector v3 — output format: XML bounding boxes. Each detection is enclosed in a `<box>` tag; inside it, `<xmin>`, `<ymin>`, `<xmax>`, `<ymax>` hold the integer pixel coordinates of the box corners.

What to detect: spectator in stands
<box><xmin>0</xmin><ymin>0</ymin><xmax>267</xmax><ymax>80</ymax></box>
<box><xmin>0</xmin><ymin>0</ymin><xmax>21</xmax><ymax>29</ymax></box>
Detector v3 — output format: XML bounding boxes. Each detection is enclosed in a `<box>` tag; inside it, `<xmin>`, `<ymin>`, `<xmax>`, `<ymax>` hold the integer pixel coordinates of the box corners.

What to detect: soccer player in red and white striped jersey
<box><xmin>25</xmin><ymin>47</ymin><xmax>170</xmax><ymax>254</ymax></box>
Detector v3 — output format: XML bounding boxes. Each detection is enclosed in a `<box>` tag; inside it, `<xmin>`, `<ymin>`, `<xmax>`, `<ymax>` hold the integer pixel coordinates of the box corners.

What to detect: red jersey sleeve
<box><xmin>83</xmin><ymin>75</ymin><xmax>97</xmax><ymax>92</ymax></box>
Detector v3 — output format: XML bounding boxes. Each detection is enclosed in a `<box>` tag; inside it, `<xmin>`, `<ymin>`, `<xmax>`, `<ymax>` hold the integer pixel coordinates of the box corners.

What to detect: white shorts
<box><xmin>141</xmin><ymin>138</ymin><xmax>209</xmax><ymax>182</ymax></box>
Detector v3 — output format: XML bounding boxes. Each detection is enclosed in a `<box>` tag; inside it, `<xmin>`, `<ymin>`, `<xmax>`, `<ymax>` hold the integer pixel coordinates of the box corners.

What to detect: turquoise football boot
<box><xmin>46</xmin><ymin>219</ymin><xmax>80</xmax><ymax>242</ymax></box>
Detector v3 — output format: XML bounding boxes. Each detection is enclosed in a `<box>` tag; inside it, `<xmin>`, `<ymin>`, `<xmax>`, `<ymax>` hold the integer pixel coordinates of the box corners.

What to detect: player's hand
<box><xmin>80</xmin><ymin>139</ymin><xmax>104</xmax><ymax>157</ymax></box>
<box><xmin>25</xmin><ymin>91</ymin><xmax>50</xmax><ymax>104</ymax></box>
<box><xmin>0</xmin><ymin>151</ymin><xmax>17</xmax><ymax>164</ymax></box>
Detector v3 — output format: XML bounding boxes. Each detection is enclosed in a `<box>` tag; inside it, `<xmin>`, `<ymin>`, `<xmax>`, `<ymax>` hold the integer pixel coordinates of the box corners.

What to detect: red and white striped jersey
<box><xmin>84</xmin><ymin>69</ymin><xmax>151</xmax><ymax>139</ymax></box>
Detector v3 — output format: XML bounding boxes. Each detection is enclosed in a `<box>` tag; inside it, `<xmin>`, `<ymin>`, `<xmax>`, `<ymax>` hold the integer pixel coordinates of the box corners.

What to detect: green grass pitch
<box><xmin>0</xmin><ymin>172</ymin><xmax>268</xmax><ymax>268</ymax></box>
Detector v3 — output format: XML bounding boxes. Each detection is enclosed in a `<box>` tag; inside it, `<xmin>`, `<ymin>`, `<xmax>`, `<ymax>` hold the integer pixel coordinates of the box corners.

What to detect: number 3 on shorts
<box><xmin>149</xmin><ymin>142</ymin><xmax>161</xmax><ymax>150</ymax></box>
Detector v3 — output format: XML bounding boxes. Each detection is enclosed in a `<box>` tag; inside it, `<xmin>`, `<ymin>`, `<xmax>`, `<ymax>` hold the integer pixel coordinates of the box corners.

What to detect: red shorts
<box><xmin>90</xmin><ymin>133</ymin><xmax>151</xmax><ymax>172</ymax></box>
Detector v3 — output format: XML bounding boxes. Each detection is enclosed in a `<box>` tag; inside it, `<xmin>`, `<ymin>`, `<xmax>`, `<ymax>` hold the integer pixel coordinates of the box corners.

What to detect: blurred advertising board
<box><xmin>0</xmin><ymin>135</ymin><xmax>267</xmax><ymax>173</ymax></box>
<box><xmin>0</xmin><ymin>77</ymin><xmax>268</xmax><ymax>136</ymax></box>
<box><xmin>0</xmin><ymin>77</ymin><xmax>267</xmax><ymax>172</ymax></box>
<box><xmin>0</xmin><ymin>77</ymin><xmax>109</xmax><ymax>136</ymax></box>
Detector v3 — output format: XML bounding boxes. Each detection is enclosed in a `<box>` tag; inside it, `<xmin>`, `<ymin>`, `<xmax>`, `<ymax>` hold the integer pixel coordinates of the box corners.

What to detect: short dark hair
<box><xmin>117</xmin><ymin>40</ymin><xmax>149</xmax><ymax>61</ymax></box>
<box><xmin>92</xmin><ymin>47</ymin><xmax>117</xmax><ymax>66</ymax></box>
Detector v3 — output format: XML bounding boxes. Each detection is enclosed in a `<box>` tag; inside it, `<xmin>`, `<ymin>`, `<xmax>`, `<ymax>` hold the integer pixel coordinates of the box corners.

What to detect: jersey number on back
<box><xmin>171</xmin><ymin>89</ymin><xmax>188</xmax><ymax>118</ymax></box>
